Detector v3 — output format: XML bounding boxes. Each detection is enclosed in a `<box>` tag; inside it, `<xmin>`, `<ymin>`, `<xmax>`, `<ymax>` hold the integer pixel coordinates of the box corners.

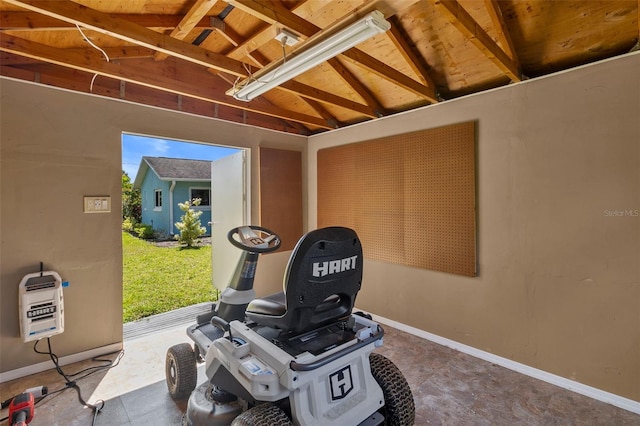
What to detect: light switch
<box><xmin>84</xmin><ymin>196</ymin><xmax>111</xmax><ymax>213</ymax></box>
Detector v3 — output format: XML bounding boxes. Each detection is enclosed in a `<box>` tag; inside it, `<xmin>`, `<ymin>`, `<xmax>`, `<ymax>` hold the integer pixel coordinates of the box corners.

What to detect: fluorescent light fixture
<box><xmin>229</xmin><ymin>10</ymin><xmax>390</xmax><ymax>102</ymax></box>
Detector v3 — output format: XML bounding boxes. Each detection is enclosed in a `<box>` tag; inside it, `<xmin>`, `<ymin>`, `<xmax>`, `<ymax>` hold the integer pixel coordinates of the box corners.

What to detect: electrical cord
<box><xmin>25</xmin><ymin>338</ymin><xmax>125</xmax><ymax>426</ymax></box>
<box><xmin>232</xmin><ymin>37</ymin><xmax>290</xmax><ymax>94</ymax></box>
<box><xmin>75</xmin><ymin>24</ymin><xmax>110</xmax><ymax>93</ymax></box>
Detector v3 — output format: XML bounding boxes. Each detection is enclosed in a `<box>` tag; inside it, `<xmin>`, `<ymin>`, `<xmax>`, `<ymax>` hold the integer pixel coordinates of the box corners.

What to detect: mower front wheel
<box><xmin>166</xmin><ymin>343</ymin><xmax>197</xmax><ymax>400</ymax></box>
<box><xmin>231</xmin><ymin>403</ymin><xmax>293</xmax><ymax>426</ymax></box>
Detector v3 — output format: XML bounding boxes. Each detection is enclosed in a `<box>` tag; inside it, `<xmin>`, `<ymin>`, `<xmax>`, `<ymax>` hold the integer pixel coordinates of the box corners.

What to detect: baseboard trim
<box><xmin>0</xmin><ymin>342</ymin><xmax>123</xmax><ymax>384</ymax></box>
<box><xmin>371</xmin><ymin>313</ymin><xmax>640</xmax><ymax>415</ymax></box>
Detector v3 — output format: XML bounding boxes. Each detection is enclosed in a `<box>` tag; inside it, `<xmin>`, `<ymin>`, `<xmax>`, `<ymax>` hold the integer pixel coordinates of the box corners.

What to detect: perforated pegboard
<box><xmin>318</xmin><ymin>122</ymin><xmax>476</xmax><ymax>277</ymax></box>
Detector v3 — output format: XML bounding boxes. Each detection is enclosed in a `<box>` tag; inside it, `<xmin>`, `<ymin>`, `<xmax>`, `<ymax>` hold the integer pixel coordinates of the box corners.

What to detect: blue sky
<box><xmin>122</xmin><ymin>133</ymin><xmax>240</xmax><ymax>180</ymax></box>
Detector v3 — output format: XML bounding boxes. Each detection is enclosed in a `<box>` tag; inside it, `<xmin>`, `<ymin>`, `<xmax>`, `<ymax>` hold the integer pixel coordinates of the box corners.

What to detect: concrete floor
<box><xmin>1</xmin><ymin>318</ymin><xmax>638</xmax><ymax>425</ymax></box>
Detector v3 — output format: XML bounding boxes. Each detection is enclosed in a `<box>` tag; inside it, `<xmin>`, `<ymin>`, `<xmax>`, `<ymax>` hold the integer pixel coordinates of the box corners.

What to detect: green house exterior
<box><xmin>133</xmin><ymin>156</ymin><xmax>212</xmax><ymax>236</ymax></box>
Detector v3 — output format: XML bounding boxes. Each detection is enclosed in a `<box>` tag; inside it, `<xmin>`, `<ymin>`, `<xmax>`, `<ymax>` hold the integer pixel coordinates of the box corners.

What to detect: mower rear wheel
<box><xmin>231</xmin><ymin>403</ymin><xmax>293</xmax><ymax>426</ymax></box>
<box><xmin>166</xmin><ymin>343</ymin><xmax>197</xmax><ymax>400</ymax></box>
<box><xmin>370</xmin><ymin>353</ymin><xmax>415</xmax><ymax>426</ymax></box>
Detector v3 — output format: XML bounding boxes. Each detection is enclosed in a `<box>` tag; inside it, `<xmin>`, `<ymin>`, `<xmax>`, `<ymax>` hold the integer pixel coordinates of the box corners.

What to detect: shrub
<box><xmin>175</xmin><ymin>198</ymin><xmax>206</xmax><ymax>248</ymax></box>
<box><xmin>122</xmin><ymin>217</ymin><xmax>136</xmax><ymax>232</ymax></box>
<box><xmin>122</xmin><ymin>171</ymin><xmax>142</xmax><ymax>223</ymax></box>
<box><xmin>135</xmin><ymin>224</ymin><xmax>155</xmax><ymax>239</ymax></box>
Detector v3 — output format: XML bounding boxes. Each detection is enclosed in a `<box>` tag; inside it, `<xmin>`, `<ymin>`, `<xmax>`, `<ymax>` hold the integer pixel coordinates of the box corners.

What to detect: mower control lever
<box><xmin>211</xmin><ymin>316</ymin><xmax>230</xmax><ymax>333</ymax></box>
<box><xmin>211</xmin><ymin>316</ymin><xmax>235</xmax><ymax>342</ymax></box>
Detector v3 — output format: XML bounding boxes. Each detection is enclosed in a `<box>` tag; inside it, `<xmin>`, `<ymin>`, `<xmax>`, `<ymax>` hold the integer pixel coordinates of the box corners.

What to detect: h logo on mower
<box><xmin>329</xmin><ymin>365</ymin><xmax>353</xmax><ymax>401</ymax></box>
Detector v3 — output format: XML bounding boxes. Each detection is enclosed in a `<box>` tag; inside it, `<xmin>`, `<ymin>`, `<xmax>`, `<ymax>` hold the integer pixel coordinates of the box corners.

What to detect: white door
<box><xmin>211</xmin><ymin>150</ymin><xmax>249</xmax><ymax>291</ymax></box>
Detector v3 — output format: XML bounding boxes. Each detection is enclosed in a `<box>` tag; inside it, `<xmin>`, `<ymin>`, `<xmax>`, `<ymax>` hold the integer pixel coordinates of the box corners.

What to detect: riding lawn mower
<box><xmin>165</xmin><ymin>225</ymin><xmax>415</xmax><ymax>425</ymax></box>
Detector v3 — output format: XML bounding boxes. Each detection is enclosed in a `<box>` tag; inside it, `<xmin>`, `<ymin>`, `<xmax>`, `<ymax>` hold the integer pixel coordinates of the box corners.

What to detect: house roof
<box><xmin>1</xmin><ymin>1</ymin><xmax>637</xmax><ymax>136</ymax></box>
<box><xmin>133</xmin><ymin>156</ymin><xmax>211</xmax><ymax>188</ymax></box>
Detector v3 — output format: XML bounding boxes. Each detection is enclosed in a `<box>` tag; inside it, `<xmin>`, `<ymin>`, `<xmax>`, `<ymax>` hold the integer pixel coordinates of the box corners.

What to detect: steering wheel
<box><xmin>227</xmin><ymin>226</ymin><xmax>281</xmax><ymax>253</ymax></box>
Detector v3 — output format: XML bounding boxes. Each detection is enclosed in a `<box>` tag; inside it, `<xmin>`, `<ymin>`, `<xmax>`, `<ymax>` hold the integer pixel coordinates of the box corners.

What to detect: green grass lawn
<box><xmin>122</xmin><ymin>232</ymin><xmax>217</xmax><ymax>323</ymax></box>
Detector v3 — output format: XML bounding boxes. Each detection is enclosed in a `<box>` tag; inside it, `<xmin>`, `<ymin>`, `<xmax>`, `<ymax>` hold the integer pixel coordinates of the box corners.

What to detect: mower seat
<box><xmin>245</xmin><ymin>227</ymin><xmax>363</xmax><ymax>334</ymax></box>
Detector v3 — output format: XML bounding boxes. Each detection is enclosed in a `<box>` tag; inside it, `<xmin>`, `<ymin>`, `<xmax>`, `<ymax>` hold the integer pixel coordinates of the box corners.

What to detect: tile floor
<box><xmin>1</xmin><ymin>317</ymin><xmax>638</xmax><ymax>425</ymax></box>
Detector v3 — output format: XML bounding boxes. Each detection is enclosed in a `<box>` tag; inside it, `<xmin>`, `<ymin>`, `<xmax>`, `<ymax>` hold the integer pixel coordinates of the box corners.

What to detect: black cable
<box><xmin>31</xmin><ymin>338</ymin><xmax>123</xmax><ymax>426</ymax></box>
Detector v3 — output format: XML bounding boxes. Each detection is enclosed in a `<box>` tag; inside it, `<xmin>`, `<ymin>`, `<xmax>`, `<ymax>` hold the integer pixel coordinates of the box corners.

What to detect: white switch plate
<box><xmin>84</xmin><ymin>196</ymin><xmax>111</xmax><ymax>213</ymax></box>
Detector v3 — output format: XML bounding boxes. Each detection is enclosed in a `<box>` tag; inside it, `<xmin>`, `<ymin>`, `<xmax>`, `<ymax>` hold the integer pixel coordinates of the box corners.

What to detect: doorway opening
<box><xmin>121</xmin><ymin>133</ymin><xmax>247</xmax><ymax>327</ymax></box>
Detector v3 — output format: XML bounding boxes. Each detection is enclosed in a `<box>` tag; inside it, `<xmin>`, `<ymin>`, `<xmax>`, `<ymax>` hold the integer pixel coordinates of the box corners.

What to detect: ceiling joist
<box><xmin>3</xmin><ymin>0</ymin><xmax>248</xmax><ymax>76</ymax></box>
<box><xmin>0</xmin><ymin>12</ymin><xmax>218</xmax><ymax>31</ymax></box>
<box><xmin>0</xmin><ymin>33</ymin><xmax>334</xmax><ymax>129</ymax></box>
<box><xmin>154</xmin><ymin>0</ymin><xmax>220</xmax><ymax>61</ymax></box>
<box><xmin>387</xmin><ymin>16</ymin><xmax>438</xmax><ymax>95</ymax></box>
<box><xmin>4</xmin><ymin>0</ymin><xmax>377</xmax><ymax>121</ymax></box>
<box><xmin>483</xmin><ymin>0</ymin><xmax>519</xmax><ymax>65</ymax></box>
<box><xmin>432</xmin><ymin>0</ymin><xmax>520</xmax><ymax>82</ymax></box>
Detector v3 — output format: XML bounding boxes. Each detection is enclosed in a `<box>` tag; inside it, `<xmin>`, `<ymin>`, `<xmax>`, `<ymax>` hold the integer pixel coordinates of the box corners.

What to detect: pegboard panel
<box><xmin>318</xmin><ymin>122</ymin><xmax>476</xmax><ymax>276</ymax></box>
<box><xmin>260</xmin><ymin>148</ymin><xmax>303</xmax><ymax>251</ymax></box>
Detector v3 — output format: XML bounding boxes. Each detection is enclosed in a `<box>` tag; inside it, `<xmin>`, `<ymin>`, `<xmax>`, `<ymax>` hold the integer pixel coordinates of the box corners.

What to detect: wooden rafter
<box><xmin>225</xmin><ymin>23</ymin><xmax>278</xmax><ymax>62</ymax></box>
<box><xmin>387</xmin><ymin>16</ymin><xmax>438</xmax><ymax>95</ymax></box>
<box><xmin>483</xmin><ymin>0</ymin><xmax>518</xmax><ymax>65</ymax></box>
<box><xmin>637</xmin><ymin>0</ymin><xmax>640</xmax><ymax>44</ymax></box>
<box><xmin>3</xmin><ymin>0</ymin><xmax>247</xmax><ymax>76</ymax></box>
<box><xmin>224</xmin><ymin>0</ymin><xmax>438</xmax><ymax>102</ymax></box>
<box><xmin>154</xmin><ymin>0</ymin><xmax>219</xmax><ymax>61</ymax></box>
<box><xmin>326</xmin><ymin>57</ymin><xmax>384</xmax><ymax>117</ymax></box>
<box><xmin>3</xmin><ymin>0</ymin><xmax>375</xmax><ymax>120</ymax></box>
<box><xmin>0</xmin><ymin>12</ymin><xmax>217</xmax><ymax>31</ymax></box>
<box><xmin>0</xmin><ymin>46</ymin><xmax>154</xmax><ymax>63</ymax></box>
<box><xmin>432</xmin><ymin>0</ymin><xmax>520</xmax><ymax>81</ymax></box>
<box><xmin>211</xmin><ymin>17</ymin><xmax>262</xmax><ymax>67</ymax></box>
<box><xmin>0</xmin><ymin>34</ymin><xmax>333</xmax><ymax>129</ymax></box>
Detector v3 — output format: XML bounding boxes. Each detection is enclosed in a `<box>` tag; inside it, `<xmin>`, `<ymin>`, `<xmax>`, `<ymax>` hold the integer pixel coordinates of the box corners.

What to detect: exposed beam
<box><xmin>326</xmin><ymin>57</ymin><xmax>384</xmax><ymax>116</ymax></box>
<box><xmin>4</xmin><ymin>0</ymin><xmax>373</xmax><ymax>118</ymax></box>
<box><xmin>225</xmin><ymin>23</ymin><xmax>278</xmax><ymax>62</ymax></box>
<box><xmin>484</xmin><ymin>0</ymin><xmax>518</xmax><ymax>64</ymax></box>
<box><xmin>0</xmin><ymin>60</ymin><xmax>305</xmax><ymax>133</ymax></box>
<box><xmin>0</xmin><ymin>34</ymin><xmax>333</xmax><ymax>129</ymax></box>
<box><xmin>223</xmin><ymin>0</ymin><xmax>437</xmax><ymax>101</ymax></box>
<box><xmin>154</xmin><ymin>0</ymin><xmax>219</xmax><ymax>61</ymax></box>
<box><xmin>432</xmin><ymin>0</ymin><xmax>520</xmax><ymax>81</ymax></box>
<box><xmin>0</xmin><ymin>12</ymin><xmax>217</xmax><ymax>31</ymax></box>
<box><xmin>210</xmin><ymin>16</ymin><xmax>262</xmax><ymax>63</ymax></box>
<box><xmin>3</xmin><ymin>0</ymin><xmax>247</xmax><ymax>77</ymax></box>
<box><xmin>1</xmin><ymin>46</ymin><xmax>155</xmax><ymax>64</ymax></box>
<box><xmin>637</xmin><ymin>0</ymin><xmax>639</xmax><ymax>46</ymax></box>
<box><xmin>386</xmin><ymin>16</ymin><xmax>438</xmax><ymax>95</ymax></box>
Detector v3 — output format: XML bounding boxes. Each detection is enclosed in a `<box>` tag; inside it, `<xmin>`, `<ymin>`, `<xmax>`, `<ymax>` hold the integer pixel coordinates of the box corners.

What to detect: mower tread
<box><xmin>370</xmin><ymin>353</ymin><xmax>415</xmax><ymax>426</ymax></box>
<box><xmin>231</xmin><ymin>403</ymin><xmax>293</xmax><ymax>426</ymax></box>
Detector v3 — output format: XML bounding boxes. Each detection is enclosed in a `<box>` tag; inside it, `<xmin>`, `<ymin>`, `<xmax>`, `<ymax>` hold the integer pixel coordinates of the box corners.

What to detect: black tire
<box><xmin>166</xmin><ymin>343</ymin><xmax>197</xmax><ymax>400</ymax></box>
<box><xmin>370</xmin><ymin>353</ymin><xmax>415</xmax><ymax>426</ymax></box>
<box><xmin>231</xmin><ymin>403</ymin><xmax>293</xmax><ymax>426</ymax></box>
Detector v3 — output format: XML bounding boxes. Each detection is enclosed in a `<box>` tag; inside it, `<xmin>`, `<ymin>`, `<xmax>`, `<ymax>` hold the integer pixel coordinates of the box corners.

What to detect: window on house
<box><xmin>154</xmin><ymin>190</ymin><xmax>162</xmax><ymax>210</ymax></box>
<box><xmin>190</xmin><ymin>188</ymin><xmax>210</xmax><ymax>207</ymax></box>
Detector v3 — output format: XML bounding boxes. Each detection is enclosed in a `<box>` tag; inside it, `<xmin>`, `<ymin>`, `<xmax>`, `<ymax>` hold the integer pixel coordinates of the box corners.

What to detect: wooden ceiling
<box><xmin>1</xmin><ymin>1</ymin><xmax>638</xmax><ymax>135</ymax></box>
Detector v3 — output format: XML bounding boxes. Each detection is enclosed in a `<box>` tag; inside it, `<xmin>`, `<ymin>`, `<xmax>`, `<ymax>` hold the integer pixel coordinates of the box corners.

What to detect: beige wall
<box><xmin>309</xmin><ymin>53</ymin><xmax>640</xmax><ymax>400</ymax></box>
<box><xmin>0</xmin><ymin>79</ymin><xmax>306</xmax><ymax>373</ymax></box>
